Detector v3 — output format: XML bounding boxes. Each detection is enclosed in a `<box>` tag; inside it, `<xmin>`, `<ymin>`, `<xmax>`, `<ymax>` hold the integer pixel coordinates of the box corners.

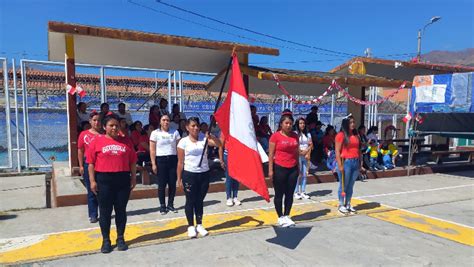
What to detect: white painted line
<box><xmin>356</xmin><ymin>184</ymin><xmax>474</xmax><ymax>199</ymax></box>
<box><xmin>358</xmin><ymin>197</ymin><xmax>474</xmax><ymax>229</ymax></box>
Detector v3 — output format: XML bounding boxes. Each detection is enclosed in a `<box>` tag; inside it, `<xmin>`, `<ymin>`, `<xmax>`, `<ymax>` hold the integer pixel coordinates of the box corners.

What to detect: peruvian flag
<box><xmin>403</xmin><ymin>112</ymin><xmax>412</xmax><ymax>123</ymax></box>
<box><xmin>415</xmin><ymin>113</ymin><xmax>424</xmax><ymax>124</ymax></box>
<box><xmin>66</xmin><ymin>84</ymin><xmax>86</xmax><ymax>98</ymax></box>
<box><xmin>214</xmin><ymin>53</ymin><xmax>270</xmax><ymax>202</ymax></box>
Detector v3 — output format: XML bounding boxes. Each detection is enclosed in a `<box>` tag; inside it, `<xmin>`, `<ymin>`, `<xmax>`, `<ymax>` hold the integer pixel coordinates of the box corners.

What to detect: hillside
<box><xmin>422</xmin><ymin>48</ymin><xmax>474</xmax><ymax>66</ymax></box>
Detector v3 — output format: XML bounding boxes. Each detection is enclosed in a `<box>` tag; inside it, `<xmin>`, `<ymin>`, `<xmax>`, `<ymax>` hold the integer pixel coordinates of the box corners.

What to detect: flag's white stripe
<box><xmin>229</xmin><ymin>91</ymin><xmax>258</xmax><ymax>151</ymax></box>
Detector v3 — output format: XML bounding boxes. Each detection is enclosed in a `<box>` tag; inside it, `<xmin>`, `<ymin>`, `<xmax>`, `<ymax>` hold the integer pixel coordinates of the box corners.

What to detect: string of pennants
<box><xmin>271</xmin><ymin>73</ymin><xmax>407</xmax><ymax>106</ymax></box>
<box><xmin>66</xmin><ymin>84</ymin><xmax>86</xmax><ymax>97</ymax></box>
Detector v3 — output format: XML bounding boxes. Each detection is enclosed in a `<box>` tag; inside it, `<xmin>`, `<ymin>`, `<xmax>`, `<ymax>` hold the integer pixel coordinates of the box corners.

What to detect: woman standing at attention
<box><xmin>335</xmin><ymin>115</ymin><xmax>364</xmax><ymax>215</ymax></box>
<box><xmin>177</xmin><ymin>117</ymin><xmax>221</xmax><ymax>238</ymax></box>
<box><xmin>87</xmin><ymin>114</ymin><xmax>137</xmax><ymax>253</ymax></box>
<box><xmin>77</xmin><ymin>110</ymin><xmax>101</xmax><ymax>223</ymax></box>
<box><xmin>268</xmin><ymin>113</ymin><xmax>299</xmax><ymax>227</ymax></box>
<box><xmin>294</xmin><ymin>118</ymin><xmax>313</xmax><ymax>200</ymax></box>
<box><xmin>150</xmin><ymin>114</ymin><xmax>181</xmax><ymax>215</ymax></box>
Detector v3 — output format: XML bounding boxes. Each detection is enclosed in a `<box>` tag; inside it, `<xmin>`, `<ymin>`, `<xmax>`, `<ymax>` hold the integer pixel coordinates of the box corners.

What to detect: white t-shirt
<box><xmin>297</xmin><ymin>131</ymin><xmax>312</xmax><ymax>151</ymax></box>
<box><xmin>177</xmin><ymin>135</ymin><xmax>209</xmax><ymax>173</ymax></box>
<box><xmin>117</xmin><ymin>112</ymin><xmax>133</xmax><ymax>126</ymax></box>
<box><xmin>77</xmin><ymin>111</ymin><xmax>90</xmax><ymax>125</ymax></box>
<box><xmin>150</xmin><ymin>129</ymin><xmax>180</xmax><ymax>156</ymax></box>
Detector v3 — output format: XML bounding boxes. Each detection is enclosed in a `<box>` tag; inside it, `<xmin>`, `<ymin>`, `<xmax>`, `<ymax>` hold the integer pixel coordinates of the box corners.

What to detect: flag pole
<box><xmin>198</xmin><ymin>52</ymin><xmax>234</xmax><ymax>167</ymax></box>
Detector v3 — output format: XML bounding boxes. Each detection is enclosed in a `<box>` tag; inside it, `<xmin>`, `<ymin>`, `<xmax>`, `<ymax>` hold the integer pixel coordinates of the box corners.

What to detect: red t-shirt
<box><xmin>322</xmin><ymin>134</ymin><xmax>335</xmax><ymax>151</ymax></box>
<box><xmin>77</xmin><ymin>130</ymin><xmax>98</xmax><ymax>159</ymax></box>
<box><xmin>87</xmin><ymin>135</ymin><xmax>137</xmax><ymax>172</ymax></box>
<box><xmin>131</xmin><ymin>130</ymin><xmax>141</xmax><ymax>149</ymax></box>
<box><xmin>335</xmin><ymin>132</ymin><xmax>360</xmax><ymax>159</ymax></box>
<box><xmin>269</xmin><ymin>131</ymin><xmax>299</xmax><ymax>168</ymax></box>
<box><xmin>136</xmin><ymin>134</ymin><xmax>149</xmax><ymax>153</ymax></box>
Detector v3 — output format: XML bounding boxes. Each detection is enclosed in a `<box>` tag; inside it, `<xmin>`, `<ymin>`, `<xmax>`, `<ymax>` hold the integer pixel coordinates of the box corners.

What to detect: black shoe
<box><xmin>167</xmin><ymin>205</ymin><xmax>178</xmax><ymax>213</ymax></box>
<box><xmin>89</xmin><ymin>217</ymin><xmax>98</xmax><ymax>223</ymax></box>
<box><xmin>116</xmin><ymin>237</ymin><xmax>128</xmax><ymax>251</ymax></box>
<box><xmin>101</xmin><ymin>239</ymin><xmax>112</xmax><ymax>254</ymax></box>
<box><xmin>160</xmin><ymin>206</ymin><xmax>168</xmax><ymax>215</ymax></box>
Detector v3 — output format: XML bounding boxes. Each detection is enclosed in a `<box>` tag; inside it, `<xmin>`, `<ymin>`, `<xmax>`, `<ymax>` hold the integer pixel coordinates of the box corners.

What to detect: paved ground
<box><xmin>0</xmin><ymin>175</ymin><xmax>45</xmax><ymax>212</ymax></box>
<box><xmin>0</xmin><ymin>171</ymin><xmax>473</xmax><ymax>266</ymax></box>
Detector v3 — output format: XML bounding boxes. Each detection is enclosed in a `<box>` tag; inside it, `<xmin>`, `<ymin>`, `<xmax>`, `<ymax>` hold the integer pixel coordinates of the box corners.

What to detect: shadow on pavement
<box><xmin>208</xmin><ymin>216</ymin><xmax>264</xmax><ymax>231</ymax></box>
<box><xmin>127</xmin><ymin>224</ymin><xmax>189</xmax><ymax>246</ymax></box>
<box><xmin>292</xmin><ymin>209</ymin><xmax>331</xmax><ymax>222</ymax></box>
<box><xmin>266</xmin><ymin>225</ymin><xmax>312</xmax><ymax>250</ymax></box>
<box><xmin>308</xmin><ymin>189</ymin><xmax>332</xmax><ymax>198</ymax></box>
<box><xmin>176</xmin><ymin>200</ymin><xmax>221</xmax><ymax>211</ymax></box>
<box><xmin>0</xmin><ymin>214</ymin><xmax>18</xmax><ymax>220</ymax></box>
<box><xmin>241</xmin><ymin>194</ymin><xmax>274</xmax><ymax>203</ymax></box>
<box><xmin>354</xmin><ymin>202</ymin><xmax>381</xmax><ymax>211</ymax></box>
<box><xmin>125</xmin><ymin>207</ymin><xmax>160</xmax><ymax>217</ymax></box>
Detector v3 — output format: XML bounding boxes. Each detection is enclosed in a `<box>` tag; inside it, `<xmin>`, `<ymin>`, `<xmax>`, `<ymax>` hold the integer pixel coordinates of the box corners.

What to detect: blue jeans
<box><xmin>295</xmin><ymin>156</ymin><xmax>308</xmax><ymax>193</ymax></box>
<box><xmin>336</xmin><ymin>158</ymin><xmax>360</xmax><ymax>206</ymax></box>
<box><xmin>83</xmin><ymin>160</ymin><xmax>98</xmax><ymax>219</ymax></box>
<box><xmin>383</xmin><ymin>155</ymin><xmax>394</xmax><ymax>169</ymax></box>
<box><xmin>224</xmin><ymin>152</ymin><xmax>239</xmax><ymax>199</ymax></box>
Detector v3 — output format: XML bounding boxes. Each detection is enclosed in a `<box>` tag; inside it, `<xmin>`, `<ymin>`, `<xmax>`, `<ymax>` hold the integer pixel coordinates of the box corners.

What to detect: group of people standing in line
<box><xmin>77</xmin><ymin>99</ymin><xmax>392</xmax><ymax>253</ymax></box>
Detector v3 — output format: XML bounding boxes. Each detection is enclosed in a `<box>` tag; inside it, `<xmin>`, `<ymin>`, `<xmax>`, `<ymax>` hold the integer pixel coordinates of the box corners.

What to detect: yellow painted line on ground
<box><xmin>0</xmin><ymin>201</ymin><xmax>345</xmax><ymax>265</ymax></box>
<box><xmin>324</xmin><ymin>198</ymin><xmax>474</xmax><ymax>246</ymax></box>
<box><xmin>367</xmin><ymin>207</ymin><xmax>474</xmax><ymax>246</ymax></box>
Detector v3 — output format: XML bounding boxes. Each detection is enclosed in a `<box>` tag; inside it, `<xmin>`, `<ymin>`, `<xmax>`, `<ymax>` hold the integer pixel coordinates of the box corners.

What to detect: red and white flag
<box><xmin>403</xmin><ymin>112</ymin><xmax>412</xmax><ymax>123</ymax></box>
<box><xmin>415</xmin><ymin>113</ymin><xmax>424</xmax><ymax>124</ymax></box>
<box><xmin>214</xmin><ymin>53</ymin><xmax>270</xmax><ymax>202</ymax></box>
<box><xmin>66</xmin><ymin>84</ymin><xmax>86</xmax><ymax>97</ymax></box>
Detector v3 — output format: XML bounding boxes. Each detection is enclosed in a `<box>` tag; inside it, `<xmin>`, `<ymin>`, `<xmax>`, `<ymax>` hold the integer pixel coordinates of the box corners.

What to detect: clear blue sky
<box><xmin>1</xmin><ymin>0</ymin><xmax>473</xmax><ymax>71</ymax></box>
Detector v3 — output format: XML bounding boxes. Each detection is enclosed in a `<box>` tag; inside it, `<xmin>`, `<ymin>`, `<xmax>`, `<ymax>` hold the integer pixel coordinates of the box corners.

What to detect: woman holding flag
<box><xmin>177</xmin><ymin>117</ymin><xmax>221</xmax><ymax>238</ymax></box>
<box><xmin>335</xmin><ymin>115</ymin><xmax>364</xmax><ymax>215</ymax></box>
<box><xmin>268</xmin><ymin>113</ymin><xmax>299</xmax><ymax>227</ymax></box>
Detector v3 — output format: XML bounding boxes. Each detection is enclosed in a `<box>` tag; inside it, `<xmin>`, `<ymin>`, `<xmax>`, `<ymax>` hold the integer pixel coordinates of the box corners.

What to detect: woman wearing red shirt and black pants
<box><xmin>335</xmin><ymin>115</ymin><xmax>364</xmax><ymax>215</ymax></box>
<box><xmin>87</xmin><ymin>114</ymin><xmax>137</xmax><ymax>254</ymax></box>
<box><xmin>268</xmin><ymin>113</ymin><xmax>299</xmax><ymax>227</ymax></box>
<box><xmin>78</xmin><ymin>111</ymin><xmax>101</xmax><ymax>223</ymax></box>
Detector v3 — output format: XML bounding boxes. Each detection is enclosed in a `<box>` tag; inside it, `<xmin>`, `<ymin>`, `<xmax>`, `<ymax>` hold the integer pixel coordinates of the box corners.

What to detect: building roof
<box><xmin>207</xmin><ymin>65</ymin><xmax>410</xmax><ymax>96</ymax></box>
<box><xmin>330</xmin><ymin>57</ymin><xmax>474</xmax><ymax>81</ymax></box>
<box><xmin>48</xmin><ymin>21</ymin><xmax>279</xmax><ymax>73</ymax></box>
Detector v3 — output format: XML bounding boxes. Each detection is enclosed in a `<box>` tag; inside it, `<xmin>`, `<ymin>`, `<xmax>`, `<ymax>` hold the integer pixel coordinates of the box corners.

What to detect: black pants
<box><xmin>96</xmin><ymin>172</ymin><xmax>131</xmax><ymax>240</ymax></box>
<box><xmin>273</xmin><ymin>164</ymin><xmax>299</xmax><ymax>217</ymax></box>
<box><xmin>182</xmin><ymin>171</ymin><xmax>210</xmax><ymax>226</ymax></box>
<box><xmin>156</xmin><ymin>155</ymin><xmax>178</xmax><ymax>207</ymax></box>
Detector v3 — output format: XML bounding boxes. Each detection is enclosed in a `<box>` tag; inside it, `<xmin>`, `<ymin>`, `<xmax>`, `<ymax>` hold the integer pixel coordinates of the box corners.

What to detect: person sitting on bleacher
<box><xmin>380</xmin><ymin>142</ymin><xmax>398</xmax><ymax>170</ymax></box>
<box><xmin>366</xmin><ymin>139</ymin><xmax>384</xmax><ymax>171</ymax></box>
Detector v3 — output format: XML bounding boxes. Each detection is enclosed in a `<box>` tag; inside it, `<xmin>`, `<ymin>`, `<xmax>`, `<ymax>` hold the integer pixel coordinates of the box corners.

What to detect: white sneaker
<box><xmin>233</xmin><ymin>198</ymin><xmax>241</xmax><ymax>206</ymax></box>
<box><xmin>277</xmin><ymin>216</ymin><xmax>287</xmax><ymax>227</ymax></box>
<box><xmin>196</xmin><ymin>224</ymin><xmax>209</xmax><ymax>237</ymax></box>
<box><xmin>226</xmin><ymin>198</ymin><xmax>234</xmax><ymax>207</ymax></box>
<box><xmin>187</xmin><ymin>226</ymin><xmax>197</xmax><ymax>238</ymax></box>
<box><xmin>294</xmin><ymin>193</ymin><xmax>302</xmax><ymax>200</ymax></box>
<box><xmin>346</xmin><ymin>204</ymin><xmax>357</xmax><ymax>214</ymax></box>
<box><xmin>284</xmin><ymin>216</ymin><xmax>296</xmax><ymax>227</ymax></box>
<box><xmin>338</xmin><ymin>205</ymin><xmax>349</xmax><ymax>215</ymax></box>
<box><xmin>301</xmin><ymin>192</ymin><xmax>310</xmax><ymax>199</ymax></box>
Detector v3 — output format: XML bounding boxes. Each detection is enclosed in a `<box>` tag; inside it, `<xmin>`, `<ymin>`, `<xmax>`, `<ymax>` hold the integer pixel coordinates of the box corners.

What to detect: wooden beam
<box><xmin>49</xmin><ymin>21</ymin><xmax>279</xmax><ymax>56</ymax></box>
<box><xmin>248</xmin><ymin>66</ymin><xmax>411</xmax><ymax>88</ymax></box>
<box><xmin>347</xmin><ymin>86</ymin><xmax>366</xmax><ymax>127</ymax></box>
<box><xmin>65</xmin><ymin>34</ymin><xmax>79</xmax><ymax>175</ymax></box>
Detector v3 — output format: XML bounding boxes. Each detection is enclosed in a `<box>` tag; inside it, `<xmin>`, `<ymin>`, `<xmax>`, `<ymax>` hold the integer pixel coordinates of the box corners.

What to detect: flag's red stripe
<box><xmin>226</xmin><ymin>135</ymin><xmax>270</xmax><ymax>202</ymax></box>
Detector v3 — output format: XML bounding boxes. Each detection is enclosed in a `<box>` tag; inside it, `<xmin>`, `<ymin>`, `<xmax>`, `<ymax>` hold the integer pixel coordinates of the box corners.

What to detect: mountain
<box><xmin>422</xmin><ymin>48</ymin><xmax>474</xmax><ymax>66</ymax></box>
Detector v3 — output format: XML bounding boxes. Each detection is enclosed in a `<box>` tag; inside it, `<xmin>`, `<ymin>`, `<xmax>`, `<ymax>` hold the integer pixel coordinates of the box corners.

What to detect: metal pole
<box><xmin>12</xmin><ymin>60</ymin><xmax>21</xmax><ymax>172</ymax></box>
<box><xmin>20</xmin><ymin>60</ymin><xmax>30</xmax><ymax>167</ymax></box>
<box><xmin>173</xmin><ymin>70</ymin><xmax>177</xmax><ymax>106</ymax></box>
<box><xmin>374</xmin><ymin>87</ymin><xmax>378</xmax><ymax>127</ymax></box>
<box><xmin>179</xmin><ymin>71</ymin><xmax>183</xmax><ymax>112</ymax></box>
<box><xmin>168</xmin><ymin>71</ymin><xmax>172</xmax><ymax>113</ymax></box>
<box><xmin>368</xmin><ymin>87</ymin><xmax>372</xmax><ymax>126</ymax></box>
<box><xmin>330</xmin><ymin>93</ymin><xmax>335</xmax><ymax>125</ymax></box>
<box><xmin>417</xmin><ymin>29</ymin><xmax>422</xmax><ymax>61</ymax></box>
<box><xmin>100</xmin><ymin>67</ymin><xmax>106</xmax><ymax>103</ymax></box>
<box><xmin>3</xmin><ymin>59</ymin><xmax>13</xmax><ymax>168</ymax></box>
